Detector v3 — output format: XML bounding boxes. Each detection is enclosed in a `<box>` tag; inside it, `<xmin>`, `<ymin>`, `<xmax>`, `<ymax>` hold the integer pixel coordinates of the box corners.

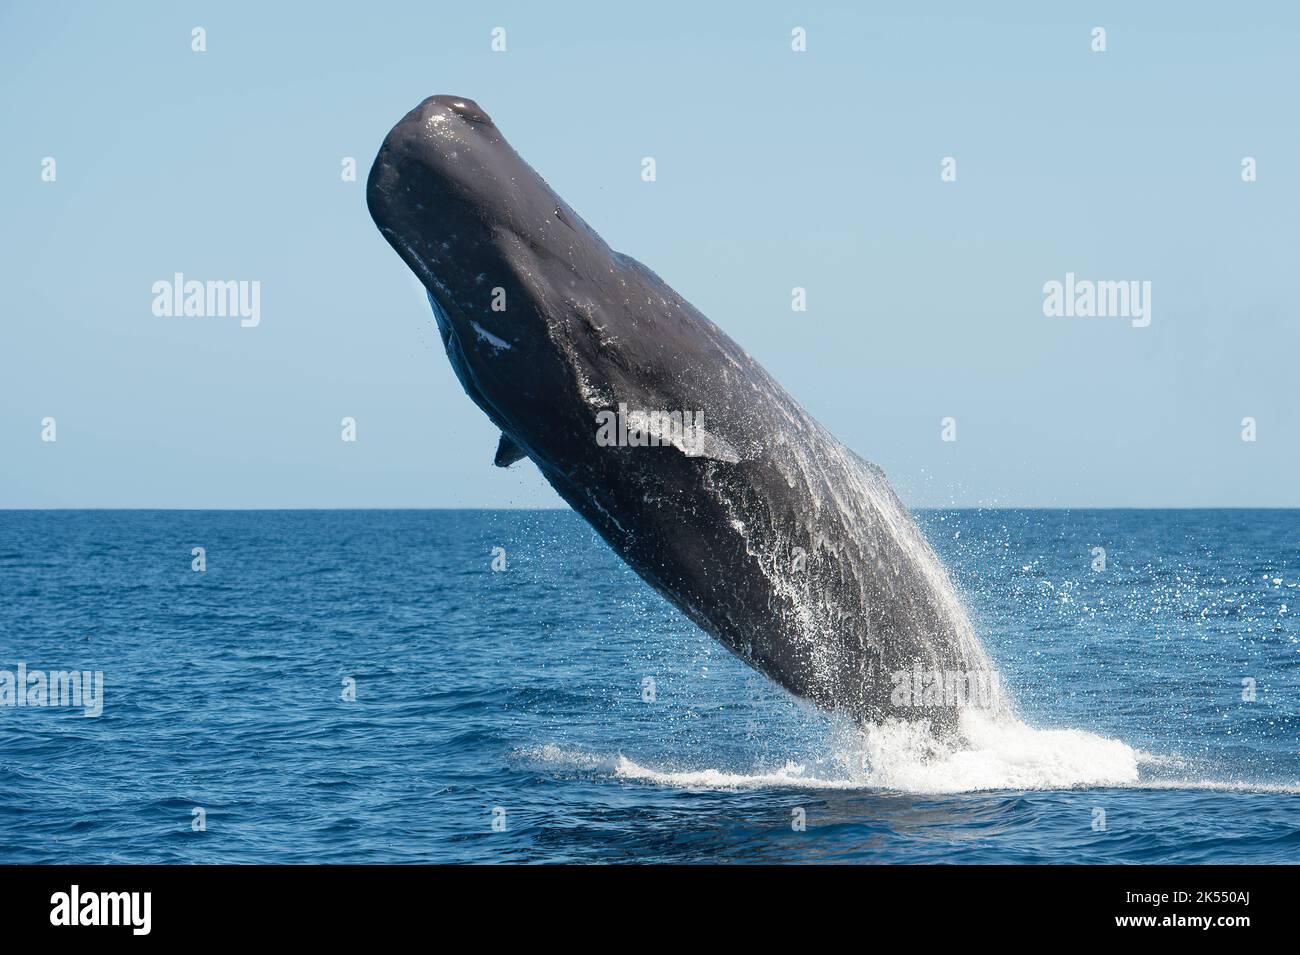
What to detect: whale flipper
<box><xmin>493</xmin><ymin>433</ymin><xmax>527</xmax><ymax>468</ymax></box>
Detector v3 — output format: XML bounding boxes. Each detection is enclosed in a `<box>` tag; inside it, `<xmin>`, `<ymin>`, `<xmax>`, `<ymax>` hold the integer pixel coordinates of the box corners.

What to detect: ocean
<box><xmin>0</xmin><ymin>508</ymin><xmax>1296</xmax><ymax>864</ymax></box>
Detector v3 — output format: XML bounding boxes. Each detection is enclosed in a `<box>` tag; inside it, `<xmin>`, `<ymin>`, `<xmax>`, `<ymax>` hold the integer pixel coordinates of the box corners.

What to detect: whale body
<box><xmin>367</xmin><ymin>95</ymin><xmax>1002</xmax><ymax>732</ymax></box>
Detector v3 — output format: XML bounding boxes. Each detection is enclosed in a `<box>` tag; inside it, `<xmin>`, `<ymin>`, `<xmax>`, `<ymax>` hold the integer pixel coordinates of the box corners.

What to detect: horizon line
<box><xmin>2</xmin><ymin>505</ymin><xmax>1297</xmax><ymax>512</ymax></box>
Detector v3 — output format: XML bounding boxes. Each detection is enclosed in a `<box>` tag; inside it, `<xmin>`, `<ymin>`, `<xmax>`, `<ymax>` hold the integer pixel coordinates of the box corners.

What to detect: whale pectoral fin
<box><xmin>493</xmin><ymin>432</ymin><xmax>527</xmax><ymax>468</ymax></box>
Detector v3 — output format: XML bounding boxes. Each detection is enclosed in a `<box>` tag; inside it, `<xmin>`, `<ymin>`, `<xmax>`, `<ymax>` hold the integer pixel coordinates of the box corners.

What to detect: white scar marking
<box><xmin>471</xmin><ymin>321</ymin><xmax>512</xmax><ymax>352</ymax></box>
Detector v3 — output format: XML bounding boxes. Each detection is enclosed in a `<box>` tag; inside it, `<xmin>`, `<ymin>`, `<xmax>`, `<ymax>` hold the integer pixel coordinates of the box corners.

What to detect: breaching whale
<box><xmin>367</xmin><ymin>95</ymin><xmax>1003</xmax><ymax>733</ymax></box>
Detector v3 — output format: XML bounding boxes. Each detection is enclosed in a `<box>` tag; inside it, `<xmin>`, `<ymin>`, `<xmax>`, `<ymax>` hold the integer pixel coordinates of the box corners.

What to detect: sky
<box><xmin>2</xmin><ymin>1</ymin><xmax>1297</xmax><ymax>508</ymax></box>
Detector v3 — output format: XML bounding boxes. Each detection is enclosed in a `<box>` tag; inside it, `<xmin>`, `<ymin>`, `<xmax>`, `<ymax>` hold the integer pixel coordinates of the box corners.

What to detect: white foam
<box><xmin>522</xmin><ymin>711</ymin><xmax>1299</xmax><ymax>795</ymax></box>
<box><xmin>847</xmin><ymin>710</ymin><xmax>1141</xmax><ymax>792</ymax></box>
<box><xmin>614</xmin><ymin>758</ymin><xmax>844</xmax><ymax>789</ymax></box>
<box><xmin>606</xmin><ymin>711</ymin><xmax>1138</xmax><ymax>794</ymax></box>
<box><xmin>516</xmin><ymin>742</ymin><xmax>615</xmax><ymax>773</ymax></box>
<box><xmin>1129</xmin><ymin>779</ymin><xmax>1300</xmax><ymax>794</ymax></box>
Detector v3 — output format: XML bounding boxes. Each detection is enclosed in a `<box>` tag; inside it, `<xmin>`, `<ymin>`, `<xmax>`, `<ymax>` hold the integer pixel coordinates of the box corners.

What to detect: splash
<box><xmin>612</xmin><ymin>711</ymin><xmax>1139</xmax><ymax>794</ymax></box>
<box><xmin>518</xmin><ymin>711</ymin><xmax>1298</xmax><ymax>795</ymax></box>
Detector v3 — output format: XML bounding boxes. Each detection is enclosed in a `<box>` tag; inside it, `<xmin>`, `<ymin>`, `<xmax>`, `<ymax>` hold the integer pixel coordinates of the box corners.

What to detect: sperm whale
<box><xmin>367</xmin><ymin>95</ymin><xmax>1003</xmax><ymax>733</ymax></box>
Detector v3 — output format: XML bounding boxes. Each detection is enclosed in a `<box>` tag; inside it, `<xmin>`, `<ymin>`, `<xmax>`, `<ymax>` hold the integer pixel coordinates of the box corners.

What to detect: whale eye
<box><xmin>449</xmin><ymin>99</ymin><xmax>493</xmax><ymax>126</ymax></box>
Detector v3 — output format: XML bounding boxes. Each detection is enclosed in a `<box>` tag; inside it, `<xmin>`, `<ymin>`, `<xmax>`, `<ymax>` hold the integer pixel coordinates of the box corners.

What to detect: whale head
<box><xmin>367</xmin><ymin>95</ymin><xmax>608</xmax><ymax>442</ymax></box>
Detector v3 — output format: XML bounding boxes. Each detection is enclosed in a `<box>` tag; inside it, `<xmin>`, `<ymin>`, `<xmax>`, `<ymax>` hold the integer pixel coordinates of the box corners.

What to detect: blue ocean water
<box><xmin>0</xmin><ymin>509</ymin><xmax>1295</xmax><ymax>864</ymax></box>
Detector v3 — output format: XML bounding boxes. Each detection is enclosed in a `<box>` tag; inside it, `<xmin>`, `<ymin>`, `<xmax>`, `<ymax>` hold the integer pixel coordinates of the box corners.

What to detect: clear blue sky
<box><xmin>2</xmin><ymin>1</ymin><xmax>1296</xmax><ymax>507</ymax></box>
